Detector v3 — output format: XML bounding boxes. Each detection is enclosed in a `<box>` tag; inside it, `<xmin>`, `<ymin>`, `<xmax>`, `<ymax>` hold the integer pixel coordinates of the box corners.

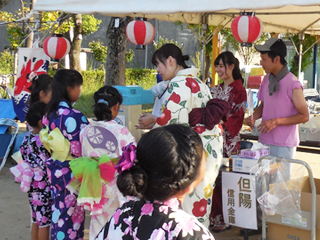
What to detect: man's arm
<box><xmin>246</xmin><ymin>101</ymin><xmax>263</xmax><ymax>128</ymax></box>
<box><xmin>258</xmin><ymin>88</ymin><xmax>309</xmax><ymax>133</ymax></box>
<box><xmin>277</xmin><ymin>88</ymin><xmax>309</xmax><ymax>125</ymax></box>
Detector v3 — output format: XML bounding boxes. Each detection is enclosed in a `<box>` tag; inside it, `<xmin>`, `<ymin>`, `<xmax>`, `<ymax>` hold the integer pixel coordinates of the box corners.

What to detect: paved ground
<box><xmin>0</xmin><ymin>147</ymin><xmax>319</xmax><ymax>240</ymax></box>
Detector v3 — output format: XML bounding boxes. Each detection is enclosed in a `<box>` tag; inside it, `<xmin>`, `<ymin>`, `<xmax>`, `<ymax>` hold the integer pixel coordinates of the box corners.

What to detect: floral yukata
<box><xmin>79</xmin><ymin>120</ymin><xmax>136</xmax><ymax>239</ymax></box>
<box><xmin>41</xmin><ymin>101</ymin><xmax>89</xmax><ymax>240</ymax></box>
<box><xmin>11</xmin><ymin>132</ymin><xmax>52</xmax><ymax>227</ymax></box>
<box><xmin>209</xmin><ymin>79</ymin><xmax>246</xmax><ymax>229</ymax></box>
<box><xmin>95</xmin><ymin>198</ymin><xmax>215</xmax><ymax>240</ymax></box>
<box><xmin>154</xmin><ymin>67</ymin><xmax>223</xmax><ymax>228</ymax></box>
<box><xmin>210</xmin><ymin>79</ymin><xmax>247</xmax><ymax>157</ymax></box>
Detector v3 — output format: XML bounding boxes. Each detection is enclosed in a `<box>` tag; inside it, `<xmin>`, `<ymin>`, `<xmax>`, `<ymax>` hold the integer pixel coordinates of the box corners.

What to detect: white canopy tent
<box><xmin>34</xmin><ymin>0</ymin><xmax>320</xmax><ymax>84</ymax></box>
<box><xmin>33</xmin><ymin>2</ymin><xmax>319</xmax><ymax>238</ymax></box>
<box><xmin>34</xmin><ymin>0</ymin><xmax>320</xmax><ymax>34</ymax></box>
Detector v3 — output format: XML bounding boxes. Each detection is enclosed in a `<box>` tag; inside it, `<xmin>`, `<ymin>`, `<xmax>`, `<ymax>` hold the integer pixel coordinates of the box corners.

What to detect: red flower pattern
<box><xmin>14</xmin><ymin>59</ymin><xmax>47</xmax><ymax>96</ymax></box>
<box><xmin>157</xmin><ymin>108</ymin><xmax>172</xmax><ymax>126</ymax></box>
<box><xmin>218</xmin><ymin>124</ymin><xmax>223</xmax><ymax>135</ymax></box>
<box><xmin>192</xmin><ymin>198</ymin><xmax>208</xmax><ymax>217</ymax></box>
<box><xmin>193</xmin><ymin>125</ymin><xmax>206</xmax><ymax>134</ymax></box>
<box><xmin>185</xmin><ymin>78</ymin><xmax>200</xmax><ymax>93</ymax></box>
<box><xmin>169</xmin><ymin>92</ymin><xmax>181</xmax><ymax>104</ymax></box>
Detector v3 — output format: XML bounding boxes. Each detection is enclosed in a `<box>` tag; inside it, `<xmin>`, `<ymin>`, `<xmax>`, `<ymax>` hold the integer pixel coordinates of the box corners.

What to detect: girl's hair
<box><xmin>45</xmin><ymin>69</ymin><xmax>83</xmax><ymax>117</ymax></box>
<box><xmin>27</xmin><ymin>74</ymin><xmax>52</xmax><ymax>106</ymax></box>
<box><xmin>214</xmin><ymin>51</ymin><xmax>244</xmax><ymax>84</ymax></box>
<box><xmin>152</xmin><ymin>43</ymin><xmax>190</xmax><ymax>69</ymax></box>
<box><xmin>25</xmin><ymin>101</ymin><xmax>47</xmax><ymax>128</ymax></box>
<box><xmin>117</xmin><ymin>124</ymin><xmax>203</xmax><ymax>202</ymax></box>
<box><xmin>93</xmin><ymin>86</ymin><xmax>123</xmax><ymax>121</ymax></box>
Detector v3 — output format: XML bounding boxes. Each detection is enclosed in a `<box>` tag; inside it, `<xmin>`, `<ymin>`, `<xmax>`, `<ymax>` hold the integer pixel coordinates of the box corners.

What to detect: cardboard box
<box><xmin>267</xmin><ymin>177</ymin><xmax>320</xmax><ymax>240</ymax></box>
<box><xmin>231</xmin><ymin>155</ymin><xmax>259</xmax><ymax>173</ymax></box>
<box><xmin>240</xmin><ymin>148</ymin><xmax>269</xmax><ymax>159</ymax></box>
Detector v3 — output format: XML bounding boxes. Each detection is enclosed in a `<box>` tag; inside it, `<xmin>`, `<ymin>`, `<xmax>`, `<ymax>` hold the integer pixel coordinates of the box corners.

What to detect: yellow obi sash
<box><xmin>40</xmin><ymin>126</ymin><xmax>73</xmax><ymax>161</ymax></box>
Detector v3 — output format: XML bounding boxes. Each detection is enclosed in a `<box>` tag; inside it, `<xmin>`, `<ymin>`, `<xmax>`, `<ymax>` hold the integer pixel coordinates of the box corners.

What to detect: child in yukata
<box><xmin>41</xmin><ymin>69</ymin><xmax>89</xmax><ymax>240</ymax></box>
<box><xmin>96</xmin><ymin>124</ymin><xmax>215</xmax><ymax>240</ymax></box>
<box><xmin>70</xmin><ymin>86</ymin><xmax>136</xmax><ymax>240</ymax></box>
<box><xmin>11</xmin><ymin>102</ymin><xmax>52</xmax><ymax>240</ymax></box>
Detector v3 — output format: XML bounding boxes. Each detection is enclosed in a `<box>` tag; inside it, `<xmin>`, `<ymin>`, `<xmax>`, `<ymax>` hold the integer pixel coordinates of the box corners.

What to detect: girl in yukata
<box><xmin>40</xmin><ymin>69</ymin><xmax>89</xmax><ymax>240</ymax></box>
<box><xmin>27</xmin><ymin>73</ymin><xmax>52</xmax><ymax>106</ymax></box>
<box><xmin>75</xmin><ymin>86</ymin><xmax>136</xmax><ymax>239</ymax></box>
<box><xmin>10</xmin><ymin>102</ymin><xmax>52</xmax><ymax>240</ymax></box>
<box><xmin>189</xmin><ymin>52</ymin><xmax>247</xmax><ymax>232</ymax></box>
<box><xmin>96</xmin><ymin>124</ymin><xmax>215</xmax><ymax>240</ymax></box>
<box><xmin>137</xmin><ymin>44</ymin><xmax>223</xmax><ymax>227</ymax></box>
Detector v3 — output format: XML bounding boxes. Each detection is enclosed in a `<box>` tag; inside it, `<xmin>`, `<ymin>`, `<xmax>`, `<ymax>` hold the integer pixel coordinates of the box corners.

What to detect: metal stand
<box><xmin>259</xmin><ymin>156</ymin><xmax>316</xmax><ymax>240</ymax></box>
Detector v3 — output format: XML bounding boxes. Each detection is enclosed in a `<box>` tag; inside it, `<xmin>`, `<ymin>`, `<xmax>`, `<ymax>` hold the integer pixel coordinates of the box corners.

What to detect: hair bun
<box><xmin>183</xmin><ymin>55</ymin><xmax>189</xmax><ymax>61</ymax></box>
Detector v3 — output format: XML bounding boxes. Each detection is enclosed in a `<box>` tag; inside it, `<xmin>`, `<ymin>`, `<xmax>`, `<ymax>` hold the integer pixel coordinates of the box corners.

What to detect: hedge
<box><xmin>74</xmin><ymin>68</ymin><xmax>157</xmax><ymax>117</ymax></box>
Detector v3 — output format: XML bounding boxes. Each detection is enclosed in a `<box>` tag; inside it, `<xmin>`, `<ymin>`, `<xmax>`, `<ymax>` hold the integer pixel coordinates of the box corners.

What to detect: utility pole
<box><xmin>26</xmin><ymin>0</ymin><xmax>36</xmax><ymax>48</ymax></box>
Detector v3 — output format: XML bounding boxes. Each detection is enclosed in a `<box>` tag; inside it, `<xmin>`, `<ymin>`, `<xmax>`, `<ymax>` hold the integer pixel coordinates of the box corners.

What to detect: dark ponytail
<box><xmin>27</xmin><ymin>74</ymin><xmax>52</xmax><ymax>106</ymax></box>
<box><xmin>93</xmin><ymin>86</ymin><xmax>123</xmax><ymax>121</ymax></box>
<box><xmin>117</xmin><ymin>124</ymin><xmax>203</xmax><ymax>202</ymax></box>
<box><xmin>25</xmin><ymin>101</ymin><xmax>47</xmax><ymax>128</ymax></box>
<box><xmin>152</xmin><ymin>43</ymin><xmax>189</xmax><ymax>69</ymax></box>
<box><xmin>46</xmin><ymin>69</ymin><xmax>83</xmax><ymax>118</ymax></box>
<box><xmin>214</xmin><ymin>51</ymin><xmax>244</xmax><ymax>84</ymax></box>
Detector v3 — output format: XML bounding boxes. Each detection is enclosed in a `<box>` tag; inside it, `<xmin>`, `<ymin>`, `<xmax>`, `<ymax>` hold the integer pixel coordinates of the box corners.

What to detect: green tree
<box><xmin>105</xmin><ymin>17</ymin><xmax>132</xmax><ymax>86</ymax></box>
<box><xmin>0</xmin><ymin>7</ymin><xmax>101</xmax><ymax>72</ymax></box>
<box><xmin>286</xmin><ymin>34</ymin><xmax>316</xmax><ymax>77</ymax></box>
<box><xmin>153</xmin><ymin>36</ymin><xmax>184</xmax><ymax>50</ymax></box>
<box><xmin>220</xmin><ymin>28</ymin><xmax>269</xmax><ymax>65</ymax></box>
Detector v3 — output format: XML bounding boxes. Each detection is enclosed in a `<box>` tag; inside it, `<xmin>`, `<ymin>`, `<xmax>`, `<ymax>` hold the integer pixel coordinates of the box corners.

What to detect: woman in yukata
<box><xmin>137</xmin><ymin>43</ymin><xmax>223</xmax><ymax>227</ymax></box>
<box><xmin>189</xmin><ymin>51</ymin><xmax>247</xmax><ymax>232</ymax></box>
<box><xmin>96</xmin><ymin>124</ymin><xmax>216</xmax><ymax>239</ymax></box>
<box><xmin>72</xmin><ymin>86</ymin><xmax>136</xmax><ymax>239</ymax></box>
<box><xmin>40</xmin><ymin>69</ymin><xmax>89</xmax><ymax>240</ymax></box>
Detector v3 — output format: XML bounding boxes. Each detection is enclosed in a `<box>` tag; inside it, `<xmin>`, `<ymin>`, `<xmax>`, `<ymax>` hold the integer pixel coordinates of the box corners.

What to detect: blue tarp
<box><xmin>0</xmin><ymin>99</ymin><xmax>16</xmax><ymax>134</ymax></box>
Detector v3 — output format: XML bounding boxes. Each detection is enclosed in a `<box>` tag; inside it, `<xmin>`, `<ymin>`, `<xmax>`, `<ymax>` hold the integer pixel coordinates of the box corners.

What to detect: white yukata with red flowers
<box><xmin>153</xmin><ymin>67</ymin><xmax>223</xmax><ymax>228</ymax></box>
<box><xmin>80</xmin><ymin>119</ymin><xmax>136</xmax><ymax>240</ymax></box>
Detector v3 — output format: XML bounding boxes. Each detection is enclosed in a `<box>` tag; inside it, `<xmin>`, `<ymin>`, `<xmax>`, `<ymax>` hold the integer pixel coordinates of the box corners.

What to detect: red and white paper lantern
<box><xmin>126</xmin><ymin>18</ymin><xmax>155</xmax><ymax>49</ymax></box>
<box><xmin>43</xmin><ymin>34</ymin><xmax>71</xmax><ymax>61</ymax></box>
<box><xmin>231</xmin><ymin>12</ymin><xmax>263</xmax><ymax>47</ymax></box>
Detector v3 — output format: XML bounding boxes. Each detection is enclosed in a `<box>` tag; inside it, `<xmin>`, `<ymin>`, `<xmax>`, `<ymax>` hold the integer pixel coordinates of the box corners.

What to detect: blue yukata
<box><xmin>41</xmin><ymin>101</ymin><xmax>89</xmax><ymax>240</ymax></box>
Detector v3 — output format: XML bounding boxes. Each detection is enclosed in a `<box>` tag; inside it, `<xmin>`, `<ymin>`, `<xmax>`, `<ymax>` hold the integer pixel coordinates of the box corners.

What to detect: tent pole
<box><xmin>298</xmin><ymin>33</ymin><xmax>304</xmax><ymax>83</ymax></box>
<box><xmin>202</xmin><ymin>14</ymin><xmax>208</xmax><ymax>81</ymax></box>
<box><xmin>313</xmin><ymin>43</ymin><xmax>318</xmax><ymax>89</ymax></box>
<box><xmin>202</xmin><ymin>24</ymin><xmax>207</xmax><ymax>81</ymax></box>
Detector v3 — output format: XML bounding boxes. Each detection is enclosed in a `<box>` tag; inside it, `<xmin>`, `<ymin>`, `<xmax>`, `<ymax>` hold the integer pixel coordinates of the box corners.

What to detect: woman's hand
<box><xmin>135</xmin><ymin>113</ymin><xmax>157</xmax><ymax>129</ymax></box>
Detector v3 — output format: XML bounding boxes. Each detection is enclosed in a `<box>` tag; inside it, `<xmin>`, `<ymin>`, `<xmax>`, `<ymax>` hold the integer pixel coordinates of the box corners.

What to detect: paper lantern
<box><xmin>43</xmin><ymin>34</ymin><xmax>70</xmax><ymax>61</ymax></box>
<box><xmin>231</xmin><ymin>12</ymin><xmax>263</xmax><ymax>47</ymax></box>
<box><xmin>126</xmin><ymin>18</ymin><xmax>155</xmax><ymax>49</ymax></box>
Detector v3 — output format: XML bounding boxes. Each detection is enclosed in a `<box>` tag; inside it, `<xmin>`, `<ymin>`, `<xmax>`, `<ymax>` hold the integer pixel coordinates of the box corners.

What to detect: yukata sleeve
<box><xmin>66</xmin><ymin>111</ymin><xmax>89</xmax><ymax>157</ymax></box>
<box><xmin>223</xmin><ymin>88</ymin><xmax>247</xmax><ymax>138</ymax></box>
<box><xmin>176</xmin><ymin>221</ymin><xmax>215</xmax><ymax>240</ymax></box>
<box><xmin>118</xmin><ymin>126</ymin><xmax>137</xmax><ymax>155</ymax></box>
<box><xmin>154</xmin><ymin>80</ymin><xmax>192</xmax><ymax>127</ymax></box>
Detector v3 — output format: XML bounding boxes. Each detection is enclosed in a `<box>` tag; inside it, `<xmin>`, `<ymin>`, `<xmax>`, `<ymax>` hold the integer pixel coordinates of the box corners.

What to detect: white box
<box><xmin>231</xmin><ymin>155</ymin><xmax>259</xmax><ymax>173</ymax></box>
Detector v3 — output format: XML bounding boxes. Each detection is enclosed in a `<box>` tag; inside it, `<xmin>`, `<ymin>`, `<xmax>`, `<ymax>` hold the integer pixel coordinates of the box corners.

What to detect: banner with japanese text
<box><xmin>13</xmin><ymin>48</ymin><xmax>49</xmax><ymax>122</ymax></box>
<box><xmin>222</xmin><ymin>171</ymin><xmax>257</xmax><ymax>230</ymax></box>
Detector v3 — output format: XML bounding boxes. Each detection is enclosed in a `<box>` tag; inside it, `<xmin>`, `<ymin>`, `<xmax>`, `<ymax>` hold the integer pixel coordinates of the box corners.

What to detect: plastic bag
<box><xmin>250</xmin><ymin>157</ymin><xmax>305</xmax><ymax>224</ymax></box>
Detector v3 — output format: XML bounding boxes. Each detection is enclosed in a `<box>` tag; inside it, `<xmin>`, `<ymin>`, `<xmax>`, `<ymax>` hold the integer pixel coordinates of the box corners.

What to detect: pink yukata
<box><xmin>80</xmin><ymin>119</ymin><xmax>136</xmax><ymax>240</ymax></box>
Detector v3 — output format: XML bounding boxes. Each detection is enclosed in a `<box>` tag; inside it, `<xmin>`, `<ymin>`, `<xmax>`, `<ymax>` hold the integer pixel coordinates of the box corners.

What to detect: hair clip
<box><xmin>97</xmin><ymin>99</ymin><xmax>109</xmax><ymax>105</ymax></box>
<box><xmin>27</xmin><ymin>72</ymin><xmax>38</xmax><ymax>83</ymax></box>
